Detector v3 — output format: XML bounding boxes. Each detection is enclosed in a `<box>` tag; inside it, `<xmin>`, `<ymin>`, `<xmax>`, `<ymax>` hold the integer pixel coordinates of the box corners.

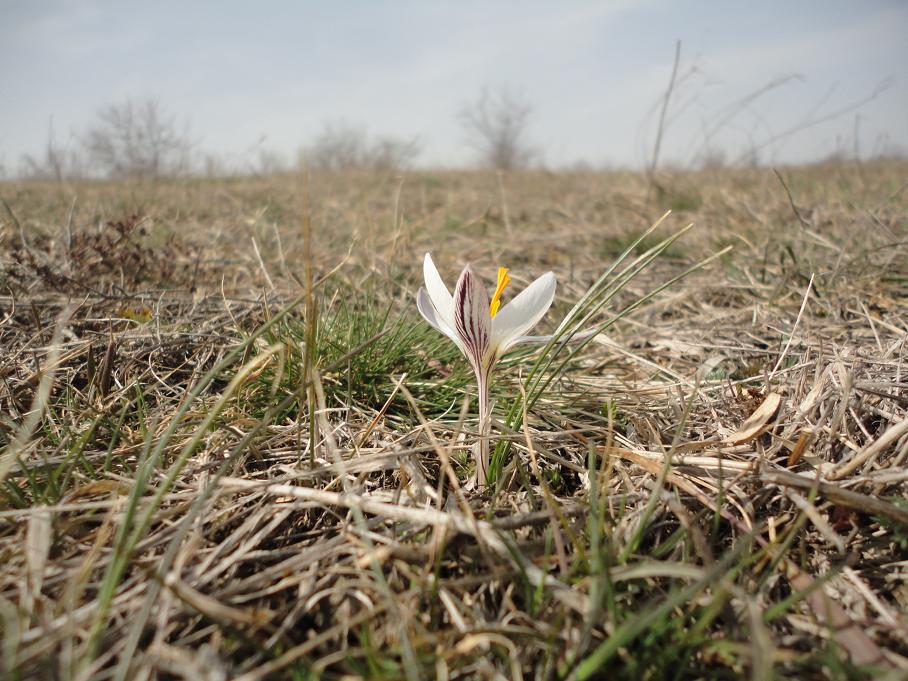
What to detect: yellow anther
<box><xmin>489</xmin><ymin>266</ymin><xmax>511</xmax><ymax>317</ymax></box>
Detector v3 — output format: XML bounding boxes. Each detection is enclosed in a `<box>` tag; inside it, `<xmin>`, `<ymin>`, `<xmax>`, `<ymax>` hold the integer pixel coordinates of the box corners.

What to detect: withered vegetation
<box><xmin>0</xmin><ymin>161</ymin><xmax>906</xmax><ymax>680</ymax></box>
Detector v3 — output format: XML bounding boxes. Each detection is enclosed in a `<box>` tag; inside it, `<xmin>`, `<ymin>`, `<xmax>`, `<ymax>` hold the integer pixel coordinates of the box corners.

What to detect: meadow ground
<box><xmin>0</xmin><ymin>161</ymin><xmax>906</xmax><ymax>680</ymax></box>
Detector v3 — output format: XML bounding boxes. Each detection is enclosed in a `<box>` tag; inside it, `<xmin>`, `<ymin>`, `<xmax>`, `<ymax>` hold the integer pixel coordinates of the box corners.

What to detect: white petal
<box><xmin>491</xmin><ymin>271</ymin><xmax>556</xmax><ymax>354</ymax></box>
<box><xmin>423</xmin><ymin>253</ymin><xmax>456</xmax><ymax>332</ymax></box>
<box><xmin>453</xmin><ymin>264</ymin><xmax>492</xmax><ymax>372</ymax></box>
<box><xmin>417</xmin><ymin>286</ymin><xmax>464</xmax><ymax>352</ymax></box>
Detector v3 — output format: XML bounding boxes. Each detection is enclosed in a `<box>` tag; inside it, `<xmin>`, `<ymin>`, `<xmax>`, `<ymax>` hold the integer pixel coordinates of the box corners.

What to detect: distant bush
<box><xmin>18</xmin><ymin>123</ymin><xmax>84</xmax><ymax>181</ymax></box>
<box><xmin>458</xmin><ymin>86</ymin><xmax>535</xmax><ymax>170</ymax></box>
<box><xmin>83</xmin><ymin>99</ymin><xmax>193</xmax><ymax>179</ymax></box>
<box><xmin>305</xmin><ymin>123</ymin><xmax>420</xmax><ymax>172</ymax></box>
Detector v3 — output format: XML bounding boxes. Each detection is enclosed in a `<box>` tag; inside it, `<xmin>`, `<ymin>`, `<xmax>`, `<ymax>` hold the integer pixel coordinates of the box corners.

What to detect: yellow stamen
<box><xmin>489</xmin><ymin>266</ymin><xmax>510</xmax><ymax>317</ymax></box>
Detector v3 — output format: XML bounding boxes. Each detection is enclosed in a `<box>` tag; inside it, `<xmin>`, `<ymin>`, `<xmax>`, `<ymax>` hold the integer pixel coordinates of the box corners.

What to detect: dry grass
<box><xmin>1</xmin><ymin>160</ymin><xmax>907</xmax><ymax>680</ymax></box>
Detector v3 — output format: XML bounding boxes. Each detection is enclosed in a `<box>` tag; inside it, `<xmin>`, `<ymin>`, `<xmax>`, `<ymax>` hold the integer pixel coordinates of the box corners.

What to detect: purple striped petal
<box><xmin>453</xmin><ymin>264</ymin><xmax>492</xmax><ymax>372</ymax></box>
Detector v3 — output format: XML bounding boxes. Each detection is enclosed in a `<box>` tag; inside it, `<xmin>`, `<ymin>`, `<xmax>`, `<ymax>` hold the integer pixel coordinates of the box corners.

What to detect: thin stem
<box><xmin>476</xmin><ymin>369</ymin><xmax>491</xmax><ymax>485</ymax></box>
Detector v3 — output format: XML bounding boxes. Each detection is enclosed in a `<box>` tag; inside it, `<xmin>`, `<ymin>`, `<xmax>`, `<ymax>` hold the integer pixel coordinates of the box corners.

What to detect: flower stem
<box><xmin>476</xmin><ymin>370</ymin><xmax>490</xmax><ymax>486</ymax></box>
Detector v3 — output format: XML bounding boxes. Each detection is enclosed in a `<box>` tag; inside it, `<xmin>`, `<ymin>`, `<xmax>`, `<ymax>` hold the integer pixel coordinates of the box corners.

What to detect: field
<box><xmin>1</xmin><ymin>161</ymin><xmax>907</xmax><ymax>680</ymax></box>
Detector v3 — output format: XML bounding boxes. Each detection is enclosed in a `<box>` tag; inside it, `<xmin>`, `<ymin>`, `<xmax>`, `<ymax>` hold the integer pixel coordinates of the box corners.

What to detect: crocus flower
<box><xmin>416</xmin><ymin>253</ymin><xmax>563</xmax><ymax>484</ymax></box>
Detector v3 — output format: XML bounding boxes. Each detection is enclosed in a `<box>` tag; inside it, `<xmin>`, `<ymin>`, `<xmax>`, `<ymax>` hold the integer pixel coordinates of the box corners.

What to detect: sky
<box><xmin>1</xmin><ymin>0</ymin><xmax>907</xmax><ymax>174</ymax></box>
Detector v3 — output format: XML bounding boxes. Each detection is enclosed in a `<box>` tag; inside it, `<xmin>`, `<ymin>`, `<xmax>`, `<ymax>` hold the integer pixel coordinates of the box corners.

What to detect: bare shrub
<box><xmin>7</xmin><ymin>211</ymin><xmax>187</xmax><ymax>295</ymax></box>
<box><xmin>366</xmin><ymin>135</ymin><xmax>421</xmax><ymax>171</ymax></box>
<box><xmin>306</xmin><ymin>123</ymin><xmax>420</xmax><ymax>172</ymax></box>
<box><xmin>18</xmin><ymin>121</ymin><xmax>84</xmax><ymax>181</ymax></box>
<box><xmin>307</xmin><ymin>123</ymin><xmax>366</xmax><ymax>172</ymax></box>
<box><xmin>459</xmin><ymin>86</ymin><xmax>535</xmax><ymax>170</ymax></box>
<box><xmin>83</xmin><ymin>99</ymin><xmax>193</xmax><ymax>179</ymax></box>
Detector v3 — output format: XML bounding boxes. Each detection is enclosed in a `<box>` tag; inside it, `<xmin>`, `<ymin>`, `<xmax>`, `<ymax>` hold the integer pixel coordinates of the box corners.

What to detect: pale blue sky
<box><xmin>1</xmin><ymin>0</ymin><xmax>906</xmax><ymax>172</ymax></box>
